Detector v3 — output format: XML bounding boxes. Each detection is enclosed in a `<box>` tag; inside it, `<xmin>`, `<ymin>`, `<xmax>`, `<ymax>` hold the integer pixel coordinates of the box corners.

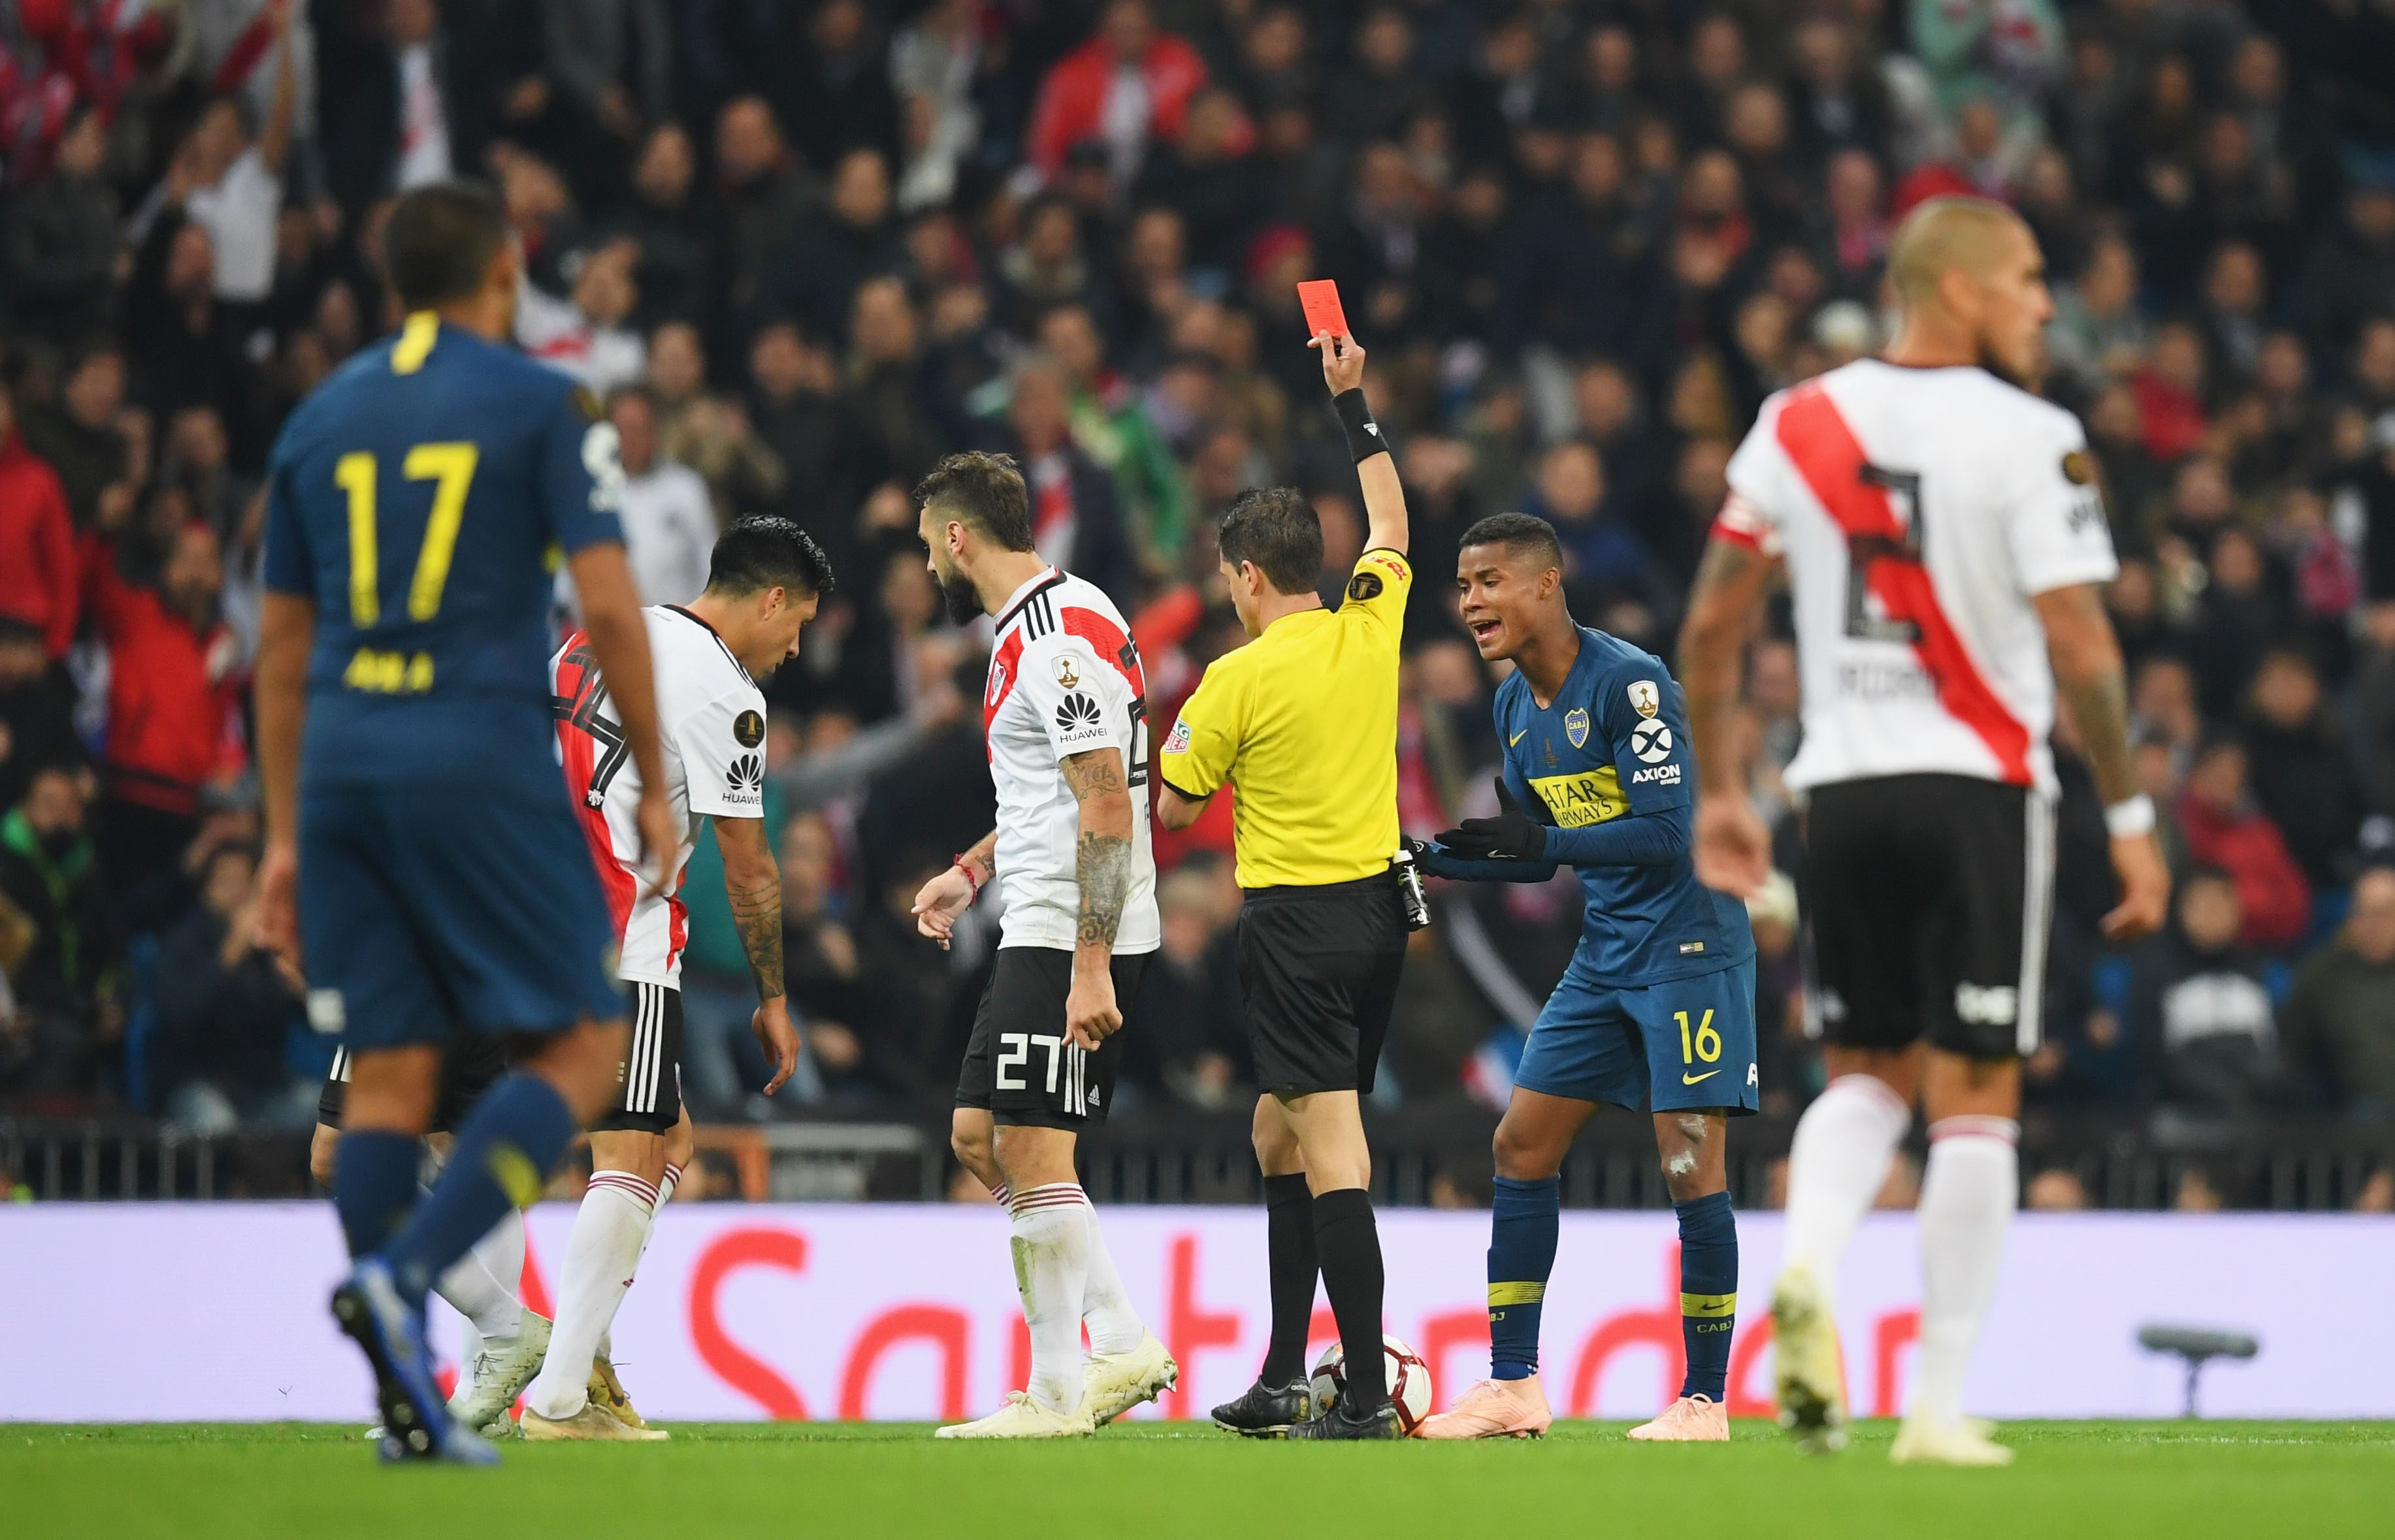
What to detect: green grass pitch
<box><xmin>10</xmin><ymin>1420</ymin><xmax>2392</xmax><ymax>1539</ymax></box>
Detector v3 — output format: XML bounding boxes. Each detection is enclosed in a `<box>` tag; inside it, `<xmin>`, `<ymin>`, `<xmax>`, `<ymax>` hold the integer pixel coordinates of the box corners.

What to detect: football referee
<box><xmin>1156</xmin><ymin>327</ymin><xmax>1412</xmax><ymax>1440</ymax></box>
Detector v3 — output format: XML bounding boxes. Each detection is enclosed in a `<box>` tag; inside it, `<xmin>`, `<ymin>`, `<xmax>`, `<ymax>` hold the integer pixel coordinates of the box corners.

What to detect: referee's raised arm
<box><xmin>1315</xmin><ymin>330</ymin><xmax>1409</xmax><ymax>556</ymax></box>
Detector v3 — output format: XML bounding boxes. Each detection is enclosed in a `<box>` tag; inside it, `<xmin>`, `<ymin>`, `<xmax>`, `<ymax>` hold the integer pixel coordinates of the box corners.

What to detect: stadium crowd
<box><xmin>4</xmin><ymin>0</ymin><xmax>2395</xmax><ymax>1193</ymax></box>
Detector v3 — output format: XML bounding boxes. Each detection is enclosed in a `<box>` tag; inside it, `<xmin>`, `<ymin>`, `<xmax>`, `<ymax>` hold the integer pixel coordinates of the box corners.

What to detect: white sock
<box><xmin>1076</xmin><ymin>1193</ymin><xmax>1144</xmax><ymax>1356</ymax></box>
<box><xmin>525</xmin><ymin>1170</ymin><xmax>659</xmax><ymax>1419</ymax></box>
<box><xmin>1782</xmin><ymin>1074</ymin><xmax>1912</xmax><ymax>1292</ymax></box>
<box><xmin>600</xmin><ymin>1163</ymin><xmax>680</xmax><ymax>1364</ymax></box>
<box><xmin>1010</xmin><ymin>1183</ymin><xmax>1092</xmax><ymax>1415</ymax></box>
<box><xmin>1912</xmin><ymin>1117</ymin><xmax>2018</xmax><ymax>1426</ymax></box>
<box><xmin>433</xmin><ymin>1206</ymin><xmax>526</xmax><ymax>1342</ymax></box>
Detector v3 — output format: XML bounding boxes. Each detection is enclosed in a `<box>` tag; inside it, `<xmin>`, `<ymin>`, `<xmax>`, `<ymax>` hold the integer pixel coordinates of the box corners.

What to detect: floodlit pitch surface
<box><xmin>9</xmin><ymin>1421</ymin><xmax>2392</xmax><ymax>1538</ymax></box>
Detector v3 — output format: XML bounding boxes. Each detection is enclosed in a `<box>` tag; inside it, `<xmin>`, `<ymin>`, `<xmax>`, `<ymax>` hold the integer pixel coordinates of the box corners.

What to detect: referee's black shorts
<box><xmin>1237</xmin><ymin>873</ymin><xmax>1409</xmax><ymax>1097</ymax></box>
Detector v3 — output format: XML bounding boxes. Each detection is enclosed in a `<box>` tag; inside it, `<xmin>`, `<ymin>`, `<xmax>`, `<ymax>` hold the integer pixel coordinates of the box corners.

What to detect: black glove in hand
<box><xmin>1434</xmin><ymin>777</ymin><xmax>1548</xmax><ymax>862</ymax></box>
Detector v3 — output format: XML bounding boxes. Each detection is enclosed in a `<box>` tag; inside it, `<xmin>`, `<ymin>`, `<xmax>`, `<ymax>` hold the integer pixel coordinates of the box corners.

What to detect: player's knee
<box><xmin>664</xmin><ymin>1112</ymin><xmax>696</xmax><ymax>1172</ymax></box>
<box><xmin>1490</xmin><ymin>1117</ymin><xmax>1563</xmax><ymax>1181</ymax></box>
<box><xmin>1250</xmin><ymin>1098</ymin><xmax>1301</xmax><ymax>1175</ymax></box>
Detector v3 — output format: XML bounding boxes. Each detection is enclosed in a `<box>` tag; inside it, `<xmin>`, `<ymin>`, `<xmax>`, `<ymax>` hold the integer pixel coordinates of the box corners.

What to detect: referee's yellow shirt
<box><xmin>1159</xmin><ymin>547</ymin><xmax>1412</xmax><ymax>890</ymax></box>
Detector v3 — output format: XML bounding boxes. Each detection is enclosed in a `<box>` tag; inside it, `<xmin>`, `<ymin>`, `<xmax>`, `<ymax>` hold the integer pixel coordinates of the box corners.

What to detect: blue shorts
<box><xmin>1514</xmin><ymin>957</ymin><xmax>1760</xmax><ymax>1115</ymax></box>
<box><xmin>298</xmin><ymin>780</ymin><xmax>624</xmax><ymax>1053</ymax></box>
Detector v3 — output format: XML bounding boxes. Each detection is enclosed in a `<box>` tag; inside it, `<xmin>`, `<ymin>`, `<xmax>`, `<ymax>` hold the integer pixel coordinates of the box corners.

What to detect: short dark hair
<box><xmin>1459</xmin><ymin>511</ymin><xmax>1565</xmax><ymax>573</ymax></box>
<box><xmin>706</xmin><ymin>515</ymin><xmax>836</xmax><ymax>599</ymax></box>
<box><xmin>914</xmin><ymin>451</ymin><xmax>1034</xmax><ymax>551</ymax></box>
<box><xmin>383</xmin><ymin>182</ymin><xmax>511</xmax><ymax>310</ymax></box>
<box><xmin>1218</xmin><ymin>487</ymin><xmax>1322</xmax><ymax>594</ymax></box>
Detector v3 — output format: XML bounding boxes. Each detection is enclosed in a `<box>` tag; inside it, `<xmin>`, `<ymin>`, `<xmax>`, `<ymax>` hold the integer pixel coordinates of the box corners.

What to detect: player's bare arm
<box><xmin>1064</xmin><ymin>745</ymin><xmax>1134</xmax><ymax>1050</ymax></box>
<box><xmin>1315</xmin><ymin>330</ymin><xmax>1408</xmax><ymax>557</ymax></box>
<box><xmin>912</xmin><ymin>828</ymin><xmax>994</xmax><ymax>949</ymax></box>
<box><xmin>2034</xmin><ymin>583</ymin><xmax>2170</xmax><ymax>942</ymax></box>
<box><xmin>1677</xmin><ymin>534</ymin><xmax>1780</xmax><ymax>897</ymax></box>
<box><xmin>252</xmin><ymin>589</ymin><xmax>314</xmax><ymax>969</ymax></box>
<box><xmin>715</xmin><ymin>814</ymin><xmax>798</xmax><ymax>1095</ymax></box>
<box><xmin>569</xmin><ymin>541</ymin><xmax>676</xmax><ymax>888</ymax></box>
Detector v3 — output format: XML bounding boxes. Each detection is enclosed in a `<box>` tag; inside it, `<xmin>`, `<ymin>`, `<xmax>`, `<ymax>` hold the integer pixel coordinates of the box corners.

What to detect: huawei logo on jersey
<box><xmin>1055</xmin><ymin>693</ymin><xmax>1102</xmax><ymax>732</ymax></box>
<box><xmin>727</xmin><ymin>754</ymin><xmax>764</xmax><ymax>792</ymax></box>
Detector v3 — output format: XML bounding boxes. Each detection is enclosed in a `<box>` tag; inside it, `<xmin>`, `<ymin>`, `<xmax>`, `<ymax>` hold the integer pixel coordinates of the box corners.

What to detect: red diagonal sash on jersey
<box><xmin>1060</xmin><ymin>605</ymin><xmax>1146</xmax><ymax>696</ymax></box>
<box><xmin>1774</xmin><ymin>383</ymin><xmax>2032</xmax><ymax>785</ymax></box>
<box><xmin>554</xmin><ymin>632</ymin><xmax>638</xmax><ymax>935</ymax></box>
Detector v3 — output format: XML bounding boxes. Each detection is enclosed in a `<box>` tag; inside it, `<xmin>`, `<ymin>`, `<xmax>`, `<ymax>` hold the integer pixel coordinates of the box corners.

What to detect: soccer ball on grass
<box><xmin>1309</xmin><ymin>1335</ymin><xmax>1432</xmax><ymax>1435</ymax></box>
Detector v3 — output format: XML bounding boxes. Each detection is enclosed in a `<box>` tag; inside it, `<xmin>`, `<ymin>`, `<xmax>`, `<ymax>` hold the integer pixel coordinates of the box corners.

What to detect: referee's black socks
<box><xmin>1260</xmin><ymin>1174</ymin><xmax>1320</xmax><ymax>1385</ymax></box>
<box><xmin>1312</xmin><ymin>1187</ymin><xmax>1388</xmax><ymax>1409</ymax></box>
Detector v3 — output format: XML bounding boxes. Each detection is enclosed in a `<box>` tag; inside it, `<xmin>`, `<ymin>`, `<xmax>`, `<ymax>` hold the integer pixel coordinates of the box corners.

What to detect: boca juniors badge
<box><xmin>1565</xmin><ymin>708</ymin><xmax>1590</xmax><ymax>748</ymax></box>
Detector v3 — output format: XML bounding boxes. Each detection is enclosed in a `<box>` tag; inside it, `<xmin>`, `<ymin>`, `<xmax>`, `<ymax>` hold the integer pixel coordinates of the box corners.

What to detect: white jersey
<box><xmin>551</xmin><ymin>605</ymin><xmax>769</xmax><ymax>987</ymax></box>
<box><xmin>981</xmin><ymin>567</ymin><xmax>1160</xmax><ymax>954</ymax></box>
<box><xmin>1718</xmin><ymin>359</ymin><xmax>2119</xmax><ymax>796</ymax></box>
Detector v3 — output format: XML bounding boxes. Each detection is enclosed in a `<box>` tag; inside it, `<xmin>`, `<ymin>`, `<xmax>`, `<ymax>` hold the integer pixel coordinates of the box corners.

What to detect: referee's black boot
<box><xmin>1211</xmin><ymin>1377</ymin><xmax>1314</xmax><ymax>1437</ymax></box>
<box><xmin>1284</xmin><ymin>1393</ymin><xmax>1402</xmax><ymax>1441</ymax></box>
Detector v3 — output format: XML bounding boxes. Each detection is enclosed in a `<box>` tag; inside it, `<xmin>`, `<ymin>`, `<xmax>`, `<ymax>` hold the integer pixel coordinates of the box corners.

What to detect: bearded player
<box><xmin>518</xmin><ymin>515</ymin><xmax>829</xmax><ymax>1439</ymax></box>
<box><xmin>908</xmin><ymin>449</ymin><xmax>1176</xmax><ymax>1437</ymax></box>
<box><xmin>1410</xmin><ymin>513</ymin><xmax>1757</xmax><ymax>1442</ymax></box>
<box><xmin>1680</xmin><ymin>197</ymin><xmax>2168</xmax><ymax>1464</ymax></box>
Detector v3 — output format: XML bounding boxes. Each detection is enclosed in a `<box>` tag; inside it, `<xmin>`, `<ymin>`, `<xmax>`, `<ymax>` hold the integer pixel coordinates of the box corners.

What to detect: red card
<box><xmin>1296</xmin><ymin>279</ymin><xmax>1348</xmax><ymax>341</ymax></box>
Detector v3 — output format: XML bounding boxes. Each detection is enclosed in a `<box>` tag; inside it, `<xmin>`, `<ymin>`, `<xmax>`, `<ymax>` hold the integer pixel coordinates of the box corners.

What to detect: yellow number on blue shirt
<box><xmin>336</xmin><ymin>443</ymin><xmax>481</xmax><ymax>626</ymax></box>
<box><xmin>1676</xmin><ymin>1009</ymin><xmax>1722</xmax><ymax>1065</ymax></box>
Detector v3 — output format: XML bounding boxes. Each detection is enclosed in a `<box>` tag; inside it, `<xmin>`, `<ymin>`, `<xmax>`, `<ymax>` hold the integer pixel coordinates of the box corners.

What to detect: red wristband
<box><xmin>953</xmin><ymin>854</ymin><xmax>983</xmax><ymax>897</ymax></box>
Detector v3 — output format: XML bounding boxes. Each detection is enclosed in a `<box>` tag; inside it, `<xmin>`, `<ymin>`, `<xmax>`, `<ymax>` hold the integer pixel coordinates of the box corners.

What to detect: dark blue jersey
<box><xmin>261</xmin><ymin>314</ymin><xmax>625</xmax><ymax>792</ymax></box>
<box><xmin>1474</xmin><ymin>626</ymin><xmax>1753</xmax><ymax>986</ymax></box>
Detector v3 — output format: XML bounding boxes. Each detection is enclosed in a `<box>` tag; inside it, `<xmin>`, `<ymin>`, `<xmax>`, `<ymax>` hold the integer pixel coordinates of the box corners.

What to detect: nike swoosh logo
<box><xmin>1509</xmin><ymin>730</ymin><xmax>1527</xmax><ymax>746</ymax></box>
<box><xmin>1682</xmin><ymin>1070</ymin><xmax>1722</xmax><ymax>1085</ymax></box>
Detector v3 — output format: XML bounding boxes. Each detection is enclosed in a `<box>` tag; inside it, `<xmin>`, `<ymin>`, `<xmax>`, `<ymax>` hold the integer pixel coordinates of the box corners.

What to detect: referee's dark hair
<box><xmin>383</xmin><ymin>182</ymin><xmax>512</xmax><ymax>311</ymax></box>
<box><xmin>1459</xmin><ymin>511</ymin><xmax>1565</xmax><ymax>574</ymax></box>
<box><xmin>706</xmin><ymin>515</ymin><xmax>837</xmax><ymax>599</ymax></box>
<box><xmin>1218</xmin><ymin>486</ymin><xmax>1323</xmax><ymax>595</ymax></box>
<box><xmin>914</xmin><ymin>451</ymin><xmax>1034</xmax><ymax>551</ymax></box>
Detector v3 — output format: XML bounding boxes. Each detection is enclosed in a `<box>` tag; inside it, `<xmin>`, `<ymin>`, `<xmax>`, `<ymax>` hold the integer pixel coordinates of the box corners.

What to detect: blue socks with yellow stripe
<box><xmin>1676</xmin><ymin>1191</ymin><xmax>1738</xmax><ymax>1400</ymax></box>
<box><xmin>379</xmin><ymin>1072</ymin><xmax>576</xmax><ymax>1308</ymax></box>
<box><xmin>333</xmin><ymin>1130</ymin><xmax>421</xmax><ymax>1258</ymax></box>
<box><xmin>1488</xmin><ymin>1175</ymin><xmax>1560</xmax><ymax>1380</ymax></box>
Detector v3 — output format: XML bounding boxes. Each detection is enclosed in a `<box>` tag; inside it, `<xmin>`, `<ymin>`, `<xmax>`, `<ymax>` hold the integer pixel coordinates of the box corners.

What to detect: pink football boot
<box><xmin>1413</xmin><ymin>1373</ymin><xmax>1554</xmax><ymax>1439</ymax></box>
<box><xmin>1627</xmin><ymin>1394</ymin><xmax>1730</xmax><ymax>1441</ymax></box>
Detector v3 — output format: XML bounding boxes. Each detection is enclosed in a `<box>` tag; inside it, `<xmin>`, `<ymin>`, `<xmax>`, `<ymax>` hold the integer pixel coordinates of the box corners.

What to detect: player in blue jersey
<box><xmin>1412</xmin><ymin>512</ymin><xmax>1757</xmax><ymax>1442</ymax></box>
<box><xmin>252</xmin><ymin>182</ymin><xmax>674</xmax><ymax>1464</ymax></box>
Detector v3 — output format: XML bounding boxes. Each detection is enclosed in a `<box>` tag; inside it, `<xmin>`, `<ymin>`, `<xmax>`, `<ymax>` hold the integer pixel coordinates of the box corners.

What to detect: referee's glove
<box><xmin>1435</xmin><ymin>778</ymin><xmax>1548</xmax><ymax>862</ymax></box>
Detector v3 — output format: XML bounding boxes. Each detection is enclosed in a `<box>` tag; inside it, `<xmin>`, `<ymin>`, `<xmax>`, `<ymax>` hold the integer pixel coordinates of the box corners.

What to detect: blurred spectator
<box><xmin>2129</xmin><ymin>867</ymin><xmax>2281</xmax><ymax>1115</ymax></box>
<box><xmin>0</xmin><ymin>383</ymin><xmax>79</xmax><ymax>661</ymax></box>
<box><xmin>144</xmin><ymin>0</ymin><xmax>298</xmax><ymax>306</ymax></box>
<box><xmin>4</xmin><ymin>103</ymin><xmax>120</xmax><ymax>344</ymax></box>
<box><xmin>153</xmin><ymin>842</ymin><xmax>305</xmax><ymax>1130</ymax></box>
<box><xmin>2175</xmin><ymin>736</ymin><xmax>2311</xmax><ymax>952</ymax></box>
<box><xmin>986</xmin><ymin>352</ymin><xmax>1138</xmax><ymax>607</ymax></box>
<box><xmin>1122</xmin><ymin>860</ymin><xmax>1246</xmax><ymax>1109</ymax></box>
<box><xmin>0</xmin><ymin>767</ymin><xmax>109</xmax><ymax>1100</ymax></box>
<box><xmin>515</xmin><ymin>238</ymin><xmax>646</xmax><ymax>394</ymax></box>
<box><xmin>2279</xmin><ymin>867</ymin><xmax>2395</xmax><ymax>1118</ymax></box>
<box><xmin>18</xmin><ymin>345</ymin><xmax>134</xmax><ymax>530</ymax></box>
<box><xmin>1026</xmin><ymin>0</ymin><xmax>1206</xmax><ymax>189</ymax></box>
<box><xmin>2242</xmin><ymin>648</ymin><xmax>2362</xmax><ymax>888</ymax></box>
<box><xmin>0</xmin><ymin>620</ymin><xmax>81</xmax><ymax>815</ymax></box>
<box><xmin>577</xmin><ymin>385</ymin><xmax>715</xmax><ymax>611</ymax></box>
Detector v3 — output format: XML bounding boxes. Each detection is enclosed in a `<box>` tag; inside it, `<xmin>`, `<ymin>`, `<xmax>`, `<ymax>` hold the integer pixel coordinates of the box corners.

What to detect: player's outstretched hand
<box><xmin>1692</xmin><ymin>795</ymin><xmax>1771</xmax><ymax>899</ymax></box>
<box><xmin>2102</xmin><ymin>829</ymin><xmax>2171</xmax><ymax>943</ymax></box>
<box><xmin>912</xmin><ymin>863</ymin><xmax>976</xmax><ymax>948</ymax></box>
<box><xmin>633</xmin><ymin>788</ymin><xmax>678</xmax><ymax>899</ymax></box>
<box><xmin>1437</xmin><ymin>777</ymin><xmax>1548</xmax><ymax>863</ymax></box>
<box><xmin>255</xmin><ymin>839</ymin><xmax>302</xmax><ymax>975</ymax></box>
<box><xmin>1065</xmin><ymin>966</ymin><xmax>1121</xmax><ymax>1052</ymax></box>
<box><xmin>753</xmin><ymin>997</ymin><xmax>801</xmax><ymax>1095</ymax></box>
<box><xmin>1312</xmin><ymin>330</ymin><xmax>1365</xmax><ymax>395</ymax></box>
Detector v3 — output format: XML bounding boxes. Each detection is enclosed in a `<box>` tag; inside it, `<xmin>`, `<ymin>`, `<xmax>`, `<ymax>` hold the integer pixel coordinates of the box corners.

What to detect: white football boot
<box><xmin>446</xmin><ymin>1310</ymin><xmax>553</xmax><ymax>1438</ymax></box>
<box><xmin>934</xmin><ymin>1391</ymin><xmax>1094</xmax><ymax>1439</ymax></box>
<box><xmin>1891</xmin><ymin>1416</ymin><xmax>2014</xmax><ymax>1467</ymax></box>
<box><xmin>1771</xmin><ymin>1264</ymin><xmax>1847</xmax><ymax>1453</ymax></box>
<box><xmin>1081</xmin><ymin>1334</ymin><xmax>1179</xmax><ymax>1426</ymax></box>
<box><xmin>519</xmin><ymin>1402</ymin><xmax>671</xmax><ymax>1442</ymax></box>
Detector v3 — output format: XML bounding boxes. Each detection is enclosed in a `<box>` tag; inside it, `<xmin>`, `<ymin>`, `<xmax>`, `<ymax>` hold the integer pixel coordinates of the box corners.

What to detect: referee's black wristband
<box><xmin>1332</xmin><ymin>389</ymin><xmax>1385</xmax><ymax>464</ymax></box>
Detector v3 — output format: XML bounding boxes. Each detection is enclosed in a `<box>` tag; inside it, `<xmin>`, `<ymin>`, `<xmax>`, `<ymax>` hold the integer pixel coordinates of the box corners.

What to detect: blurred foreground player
<box><xmin>1680</xmin><ymin>197</ymin><xmax>2169</xmax><ymax>1465</ymax></box>
<box><xmin>1158</xmin><ymin>330</ymin><xmax>1412</xmax><ymax>1440</ymax></box>
<box><xmin>254</xmin><ymin>181</ymin><xmax>674</xmax><ymax>1464</ymax></box>
<box><xmin>1412</xmin><ymin>514</ymin><xmax>1756</xmax><ymax>1442</ymax></box>
<box><xmin>520</xmin><ymin>517</ymin><xmax>830</xmax><ymax>1441</ymax></box>
<box><xmin>910</xmin><ymin>449</ymin><xmax>1175</xmax><ymax>1437</ymax></box>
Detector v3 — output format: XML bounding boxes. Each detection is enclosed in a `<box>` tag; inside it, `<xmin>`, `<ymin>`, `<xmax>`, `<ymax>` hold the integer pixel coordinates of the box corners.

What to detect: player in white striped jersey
<box><xmin>515</xmin><ymin>515</ymin><xmax>832</xmax><ymax>1441</ymax></box>
<box><xmin>907</xmin><ymin>451</ymin><xmax>1175</xmax><ymax>1439</ymax></box>
<box><xmin>1680</xmin><ymin>199</ymin><xmax>2168</xmax><ymax>1466</ymax></box>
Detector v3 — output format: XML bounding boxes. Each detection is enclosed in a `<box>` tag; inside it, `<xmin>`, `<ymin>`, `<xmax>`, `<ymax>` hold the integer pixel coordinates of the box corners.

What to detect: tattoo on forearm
<box><xmin>1062</xmin><ymin>752</ymin><xmax>1126</xmax><ymax>802</ymax></box>
<box><xmin>1075</xmin><ymin>831</ymin><xmax>1132</xmax><ymax>950</ymax></box>
<box><xmin>728</xmin><ymin>875</ymin><xmax>785</xmax><ymax>1000</ymax></box>
<box><xmin>2064</xmin><ymin>666</ymin><xmax>2138</xmax><ymax>806</ymax></box>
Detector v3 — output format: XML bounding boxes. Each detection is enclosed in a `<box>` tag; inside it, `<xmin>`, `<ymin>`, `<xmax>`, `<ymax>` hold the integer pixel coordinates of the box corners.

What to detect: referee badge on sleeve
<box><xmin>1565</xmin><ymin>708</ymin><xmax>1590</xmax><ymax>748</ymax></box>
<box><xmin>1164</xmin><ymin>719</ymin><xmax>1192</xmax><ymax>754</ymax></box>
